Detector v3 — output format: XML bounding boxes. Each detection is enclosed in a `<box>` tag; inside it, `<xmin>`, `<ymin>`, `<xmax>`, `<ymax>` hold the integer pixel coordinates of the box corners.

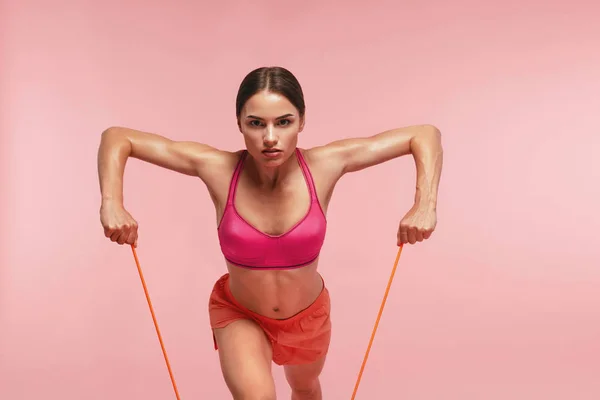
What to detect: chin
<box><xmin>261</xmin><ymin>158</ymin><xmax>286</xmax><ymax>168</ymax></box>
<box><xmin>259</xmin><ymin>151</ymin><xmax>291</xmax><ymax>167</ymax></box>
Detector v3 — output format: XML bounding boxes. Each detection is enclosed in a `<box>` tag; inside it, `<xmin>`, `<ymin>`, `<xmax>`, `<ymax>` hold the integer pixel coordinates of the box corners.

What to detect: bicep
<box><xmin>325</xmin><ymin>127</ymin><xmax>418</xmax><ymax>175</ymax></box>
<box><xmin>107</xmin><ymin>126</ymin><xmax>221</xmax><ymax>177</ymax></box>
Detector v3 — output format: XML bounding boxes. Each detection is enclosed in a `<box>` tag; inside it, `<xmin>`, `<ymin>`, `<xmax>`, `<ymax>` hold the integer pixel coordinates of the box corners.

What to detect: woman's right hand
<box><xmin>100</xmin><ymin>200</ymin><xmax>139</xmax><ymax>247</ymax></box>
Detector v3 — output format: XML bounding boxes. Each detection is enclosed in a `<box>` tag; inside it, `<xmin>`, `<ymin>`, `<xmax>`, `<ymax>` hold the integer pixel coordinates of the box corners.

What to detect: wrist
<box><xmin>101</xmin><ymin>196</ymin><xmax>123</xmax><ymax>207</ymax></box>
<box><xmin>414</xmin><ymin>190</ymin><xmax>437</xmax><ymax>210</ymax></box>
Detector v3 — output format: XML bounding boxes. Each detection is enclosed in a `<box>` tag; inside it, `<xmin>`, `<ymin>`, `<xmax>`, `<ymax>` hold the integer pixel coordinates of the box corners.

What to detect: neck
<box><xmin>247</xmin><ymin>150</ymin><xmax>298</xmax><ymax>190</ymax></box>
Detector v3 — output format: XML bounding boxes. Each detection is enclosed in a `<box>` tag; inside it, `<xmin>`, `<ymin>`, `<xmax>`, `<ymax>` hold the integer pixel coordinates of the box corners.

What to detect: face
<box><xmin>238</xmin><ymin>90</ymin><xmax>305</xmax><ymax>167</ymax></box>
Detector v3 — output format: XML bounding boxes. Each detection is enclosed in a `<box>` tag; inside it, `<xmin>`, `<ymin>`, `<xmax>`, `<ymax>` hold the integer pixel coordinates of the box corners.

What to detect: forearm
<box><xmin>97</xmin><ymin>127</ymin><xmax>132</xmax><ymax>205</ymax></box>
<box><xmin>410</xmin><ymin>125</ymin><xmax>443</xmax><ymax>208</ymax></box>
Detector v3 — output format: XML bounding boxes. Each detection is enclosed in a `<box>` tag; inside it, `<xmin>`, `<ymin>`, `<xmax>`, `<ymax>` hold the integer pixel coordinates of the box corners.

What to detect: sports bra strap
<box><xmin>226</xmin><ymin>151</ymin><xmax>248</xmax><ymax>205</ymax></box>
<box><xmin>295</xmin><ymin>148</ymin><xmax>318</xmax><ymax>202</ymax></box>
<box><xmin>227</xmin><ymin>149</ymin><xmax>317</xmax><ymax>205</ymax></box>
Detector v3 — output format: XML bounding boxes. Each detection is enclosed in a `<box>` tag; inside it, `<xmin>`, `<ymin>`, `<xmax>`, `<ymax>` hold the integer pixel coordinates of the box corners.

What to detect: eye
<box><xmin>278</xmin><ymin>119</ymin><xmax>291</xmax><ymax>126</ymax></box>
<box><xmin>249</xmin><ymin>120</ymin><xmax>263</xmax><ymax>127</ymax></box>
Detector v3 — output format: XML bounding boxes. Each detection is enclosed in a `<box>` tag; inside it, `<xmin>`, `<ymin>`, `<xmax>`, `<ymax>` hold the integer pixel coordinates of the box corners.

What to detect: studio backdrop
<box><xmin>1</xmin><ymin>1</ymin><xmax>599</xmax><ymax>399</ymax></box>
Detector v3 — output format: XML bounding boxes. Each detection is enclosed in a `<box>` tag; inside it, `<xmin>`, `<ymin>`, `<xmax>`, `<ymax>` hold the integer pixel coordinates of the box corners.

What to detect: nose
<box><xmin>263</xmin><ymin>124</ymin><xmax>278</xmax><ymax>147</ymax></box>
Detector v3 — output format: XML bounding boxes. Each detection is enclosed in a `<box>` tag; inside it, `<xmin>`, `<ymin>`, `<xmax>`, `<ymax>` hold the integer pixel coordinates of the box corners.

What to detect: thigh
<box><xmin>284</xmin><ymin>355</ymin><xmax>327</xmax><ymax>390</ymax></box>
<box><xmin>213</xmin><ymin>319</ymin><xmax>276</xmax><ymax>399</ymax></box>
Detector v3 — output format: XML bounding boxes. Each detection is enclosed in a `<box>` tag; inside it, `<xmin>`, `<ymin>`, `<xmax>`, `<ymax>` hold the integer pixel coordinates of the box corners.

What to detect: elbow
<box><xmin>101</xmin><ymin>126</ymin><xmax>132</xmax><ymax>146</ymax></box>
<box><xmin>409</xmin><ymin>124</ymin><xmax>442</xmax><ymax>152</ymax></box>
<box><xmin>409</xmin><ymin>124</ymin><xmax>441</xmax><ymax>142</ymax></box>
<box><xmin>101</xmin><ymin>126</ymin><xmax>126</xmax><ymax>138</ymax></box>
<box><xmin>100</xmin><ymin>126</ymin><xmax>132</xmax><ymax>153</ymax></box>
<box><xmin>421</xmin><ymin>124</ymin><xmax>442</xmax><ymax>147</ymax></box>
<box><xmin>423</xmin><ymin>124</ymin><xmax>441</xmax><ymax>138</ymax></box>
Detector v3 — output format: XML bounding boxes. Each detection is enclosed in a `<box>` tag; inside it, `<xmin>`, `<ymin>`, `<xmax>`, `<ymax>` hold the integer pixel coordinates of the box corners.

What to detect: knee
<box><xmin>225</xmin><ymin>371</ymin><xmax>276</xmax><ymax>400</ymax></box>
<box><xmin>290</xmin><ymin>379</ymin><xmax>320</xmax><ymax>399</ymax></box>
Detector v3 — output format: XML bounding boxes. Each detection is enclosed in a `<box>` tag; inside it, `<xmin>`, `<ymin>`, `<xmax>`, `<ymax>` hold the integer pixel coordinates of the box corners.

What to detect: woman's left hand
<box><xmin>397</xmin><ymin>203</ymin><xmax>437</xmax><ymax>245</ymax></box>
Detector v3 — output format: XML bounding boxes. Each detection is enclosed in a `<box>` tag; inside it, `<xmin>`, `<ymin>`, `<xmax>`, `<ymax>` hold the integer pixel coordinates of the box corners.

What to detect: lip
<box><xmin>262</xmin><ymin>149</ymin><xmax>283</xmax><ymax>158</ymax></box>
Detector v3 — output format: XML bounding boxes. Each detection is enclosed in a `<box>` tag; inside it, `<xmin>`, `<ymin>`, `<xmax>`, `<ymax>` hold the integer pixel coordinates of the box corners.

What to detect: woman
<box><xmin>97</xmin><ymin>66</ymin><xmax>443</xmax><ymax>400</ymax></box>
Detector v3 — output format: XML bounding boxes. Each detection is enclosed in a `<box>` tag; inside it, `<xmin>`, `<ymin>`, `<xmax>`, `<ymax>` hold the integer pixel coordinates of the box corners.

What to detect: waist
<box><xmin>224</xmin><ymin>254</ymin><xmax>320</xmax><ymax>270</ymax></box>
<box><xmin>225</xmin><ymin>260</ymin><xmax>324</xmax><ymax>319</ymax></box>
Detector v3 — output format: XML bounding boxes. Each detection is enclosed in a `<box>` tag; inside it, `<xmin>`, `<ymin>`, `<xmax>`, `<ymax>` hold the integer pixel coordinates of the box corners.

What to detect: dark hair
<box><xmin>235</xmin><ymin>66</ymin><xmax>306</xmax><ymax>119</ymax></box>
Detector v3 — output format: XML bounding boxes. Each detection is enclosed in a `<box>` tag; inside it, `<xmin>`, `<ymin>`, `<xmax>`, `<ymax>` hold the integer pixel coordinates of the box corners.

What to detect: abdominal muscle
<box><xmin>225</xmin><ymin>258</ymin><xmax>324</xmax><ymax>320</ymax></box>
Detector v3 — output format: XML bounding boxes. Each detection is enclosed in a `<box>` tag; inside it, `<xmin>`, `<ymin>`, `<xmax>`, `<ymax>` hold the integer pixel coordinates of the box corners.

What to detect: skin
<box><xmin>97</xmin><ymin>90</ymin><xmax>443</xmax><ymax>399</ymax></box>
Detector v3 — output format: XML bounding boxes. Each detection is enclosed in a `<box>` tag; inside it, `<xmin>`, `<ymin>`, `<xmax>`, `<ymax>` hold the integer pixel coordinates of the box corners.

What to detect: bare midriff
<box><xmin>225</xmin><ymin>258</ymin><xmax>324</xmax><ymax>320</ymax></box>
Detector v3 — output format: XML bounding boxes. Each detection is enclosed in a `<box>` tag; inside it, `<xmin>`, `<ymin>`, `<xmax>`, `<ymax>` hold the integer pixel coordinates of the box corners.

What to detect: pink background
<box><xmin>2</xmin><ymin>1</ymin><xmax>599</xmax><ymax>399</ymax></box>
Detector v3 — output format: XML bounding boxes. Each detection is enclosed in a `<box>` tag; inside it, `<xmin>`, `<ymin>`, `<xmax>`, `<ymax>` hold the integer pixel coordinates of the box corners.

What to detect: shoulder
<box><xmin>189</xmin><ymin>144</ymin><xmax>241</xmax><ymax>168</ymax></box>
<box><xmin>192</xmin><ymin>146</ymin><xmax>244</xmax><ymax>182</ymax></box>
<box><xmin>194</xmin><ymin>148</ymin><xmax>247</xmax><ymax>207</ymax></box>
<box><xmin>300</xmin><ymin>143</ymin><xmax>346</xmax><ymax>175</ymax></box>
<box><xmin>301</xmin><ymin>143</ymin><xmax>345</xmax><ymax>164</ymax></box>
<box><xmin>297</xmin><ymin>144</ymin><xmax>347</xmax><ymax>185</ymax></box>
<box><xmin>205</xmin><ymin>148</ymin><xmax>244</xmax><ymax>167</ymax></box>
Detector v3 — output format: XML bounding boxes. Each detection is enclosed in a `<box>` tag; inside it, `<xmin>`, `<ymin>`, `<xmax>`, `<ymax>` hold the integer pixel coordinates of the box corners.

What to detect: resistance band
<box><xmin>130</xmin><ymin>245</ymin><xmax>181</xmax><ymax>400</ymax></box>
<box><xmin>351</xmin><ymin>244</ymin><xmax>404</xmax><ymax>399</ymax></box>
<box><xmin>130</xmin><ymin>243</ymin><xmax>403</xmax><ymax>400</ymax></box>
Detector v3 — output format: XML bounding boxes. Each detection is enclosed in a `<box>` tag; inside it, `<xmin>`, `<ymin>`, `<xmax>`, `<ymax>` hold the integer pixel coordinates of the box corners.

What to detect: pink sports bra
<box><xmin>217</xmin><ymin>149</ymin><xmax>327</xmax><ymax>270</ymax></box>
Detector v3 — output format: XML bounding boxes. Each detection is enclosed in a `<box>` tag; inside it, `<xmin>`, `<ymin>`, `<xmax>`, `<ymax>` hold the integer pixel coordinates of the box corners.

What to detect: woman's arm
<box><xmin>320</xmin><ymin>124</ymin><xmax>443</xmax><ymax>244</ymax></box>
<box><xmin>97</xmin><ymin>126</ymin><xmax>222</xmax><ymax>204</ymax></box>
<box><xmin>97</xmin><ymin>126</ymin><xmax>225</xmax><ymax>246</ymax></box>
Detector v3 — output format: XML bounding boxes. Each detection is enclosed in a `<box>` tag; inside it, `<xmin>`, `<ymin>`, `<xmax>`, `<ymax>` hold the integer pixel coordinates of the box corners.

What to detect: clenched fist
<box><xmin>397</xmin><ymin>203</ymin><xmax>437</xmax><ymax>245</ymax></box>
<box><xmin>100</xmin><ymin>200</ymin><xmax>139</xmax><ymax>247</ymax></box>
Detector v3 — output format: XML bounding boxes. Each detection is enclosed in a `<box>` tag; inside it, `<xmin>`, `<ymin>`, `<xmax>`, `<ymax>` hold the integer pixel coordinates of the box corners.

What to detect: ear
<box><xmin>298</xmin><ymin>115</ymin><xmax>305</xmax><ymax>132</ymax></box>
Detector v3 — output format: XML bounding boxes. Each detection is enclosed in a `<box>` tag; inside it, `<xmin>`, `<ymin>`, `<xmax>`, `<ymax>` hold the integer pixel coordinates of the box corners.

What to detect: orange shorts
<box><xmin>208</xmin><ymin>273</ymin><xmax>332</xmax><ymax>366</ymax></box>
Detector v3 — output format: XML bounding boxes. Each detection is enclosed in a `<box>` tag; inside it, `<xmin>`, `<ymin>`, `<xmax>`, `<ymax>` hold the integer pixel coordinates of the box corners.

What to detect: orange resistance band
<box><xmin>130</xmin><ymin>243</ymin><xmax>403</xmax><ymax>400</ymax></box>
<box><xmin>130</xmin><ymin>245</ymin><xmax>181</xmax><ymax>400</ymax></box>
<box><xmin>351</xmin><ymin>244</ymin><xmax>404</xmax><ymax>399</ymax></box>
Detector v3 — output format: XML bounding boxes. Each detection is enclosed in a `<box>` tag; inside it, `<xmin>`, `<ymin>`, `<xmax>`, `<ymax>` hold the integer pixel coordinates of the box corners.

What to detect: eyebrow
<box><xmin>246</xmin><ymin>113</ymin><xmax>294</xmax><ymax>120</ymax></box>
